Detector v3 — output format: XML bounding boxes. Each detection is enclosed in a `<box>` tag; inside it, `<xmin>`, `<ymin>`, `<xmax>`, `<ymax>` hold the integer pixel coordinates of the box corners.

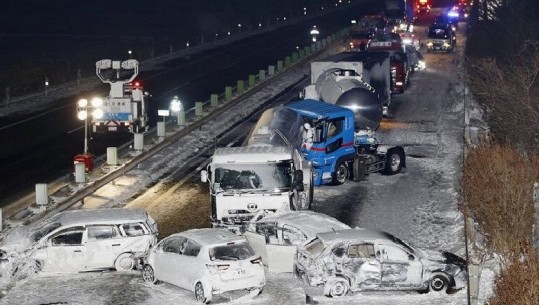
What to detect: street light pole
<box><xmin>84</xmin><ymin>110</ymin><xmax>88</xmax><ymax>154</ymax></box>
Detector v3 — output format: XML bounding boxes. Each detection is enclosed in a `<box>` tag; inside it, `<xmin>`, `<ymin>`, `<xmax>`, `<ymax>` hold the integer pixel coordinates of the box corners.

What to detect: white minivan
<box><xmin>0</xmin><ymin>208</ymin><xmax>158</xmax><ymax>277</ymax></box>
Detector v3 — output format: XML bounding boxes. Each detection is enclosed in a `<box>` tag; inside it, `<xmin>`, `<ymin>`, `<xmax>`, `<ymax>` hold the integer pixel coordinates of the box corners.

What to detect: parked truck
<box><xmin>301</xmin><ymin>51</ymin><xmax>392</xmax><ymax>117</ymax></box>
<box><xmin>200</xmin><ymin>121</ymin><xmax>314</xmax><ymax>233</ymax></box>
<box><xmin>249</xmin><ymin>100</ymin><xmax>405</xmax><ymax>186</ymax></box>
<box><xmin>92</xmin><ymin>59</ymin><xmax>149</xmax><ymax>133</ymax></box>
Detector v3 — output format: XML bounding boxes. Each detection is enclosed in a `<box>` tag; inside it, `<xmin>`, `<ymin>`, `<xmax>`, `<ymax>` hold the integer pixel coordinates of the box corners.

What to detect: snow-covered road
<box><xmin>0</xmin><ymin>21</ymin><xmax>496</xmax><ymax>305</ymax></box>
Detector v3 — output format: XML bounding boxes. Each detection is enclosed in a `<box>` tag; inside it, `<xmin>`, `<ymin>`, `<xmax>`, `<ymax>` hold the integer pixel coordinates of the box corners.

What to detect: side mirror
<box><xmin>200</xmin><ymin>170</ymin><xmax>208</xmax><ymax>183</ymax></box>
<box><xmin>298</xmin><ymin>90</ymin><xmax>304</xmax><ymax>99</ymax></box>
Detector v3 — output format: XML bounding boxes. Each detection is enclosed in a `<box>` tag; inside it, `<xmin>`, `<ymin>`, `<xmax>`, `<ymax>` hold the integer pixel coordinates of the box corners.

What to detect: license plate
<box><xmin>108</xmin><ymin>126</ymin><xmax>117</xmax><ymax>131</ymax></box>
<box><xmin>235</xmin><ymin>269</ymin><xmax>246</xmax><ymax>276</ymax></box>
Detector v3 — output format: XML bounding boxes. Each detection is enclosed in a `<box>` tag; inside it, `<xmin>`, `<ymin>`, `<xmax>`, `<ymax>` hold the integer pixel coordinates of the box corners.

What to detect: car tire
<box><xmin>114</xmin><ymin>253</ymin><xmax>135</xmax><ymax>271</ymax></box>
<box><xmin>383</xmin><ymin>148</ymin><xmax>404</xmax><ymax>175</ymax></box>
<box><xmin>429</xmin><ymin>273</ymin><xmax>450</xmax><ymax>293</ymax></box>
<box><xmin>194</xmin><ymin>282</ymin><xmax>212</xmax><ymax>304</ymax></box>
<box><xmin>142</xmin><ymin>264</ymin><xmax>158</xmax><ymax>284</ymax></box>
<box><xmin>332</xmin><ymin>161</ymin><xmax>349</xmax><ymax>185</ymax></box>
<box><xmin>325</xmin><ymin>277</ymin><xmax>349</xmax><ymax>297</ymax></box>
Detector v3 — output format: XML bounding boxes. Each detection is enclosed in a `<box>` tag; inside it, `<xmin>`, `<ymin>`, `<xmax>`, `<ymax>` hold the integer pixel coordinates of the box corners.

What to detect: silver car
<box><xmin>294</xmin><ymin>228</ymin><xmax>467</xmax><ymax>297</ymax></box>
<box><xmin>142</xmin><ymin>228</ymin><xmax>265</xmax><ymax>304</ymax></box>
<box><xmin>245</xmin><ymin>211</ymin><xmax>350</xmax><ymax>273</ymax></box>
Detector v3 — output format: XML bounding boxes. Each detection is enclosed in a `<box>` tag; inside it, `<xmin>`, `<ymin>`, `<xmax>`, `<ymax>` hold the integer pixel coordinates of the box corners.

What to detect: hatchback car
<box><xmin>294</xmin><ymin>228</ymin><xmax>467</xmax><ymax>297</ymax></box>
<box><xmin>245</xmin><ymin>211</ymin><xmax>350</xmax><ymax>273</ymax></box>
<box><xmin>142</xmin><ymin>228</ymin><xmax>265</xmax><ymax>303</ymax></box>
<box><xmin>0</xmin><ymin>208</ymin><xmax>158</xmax><ymax>278</ymax></box>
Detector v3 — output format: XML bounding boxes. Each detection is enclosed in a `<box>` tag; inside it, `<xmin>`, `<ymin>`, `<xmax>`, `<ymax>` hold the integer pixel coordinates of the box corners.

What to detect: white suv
<box><xmin>142</xmin><ymin>228</ymin><xmax>265</xmax><ymax>303</ymax></box>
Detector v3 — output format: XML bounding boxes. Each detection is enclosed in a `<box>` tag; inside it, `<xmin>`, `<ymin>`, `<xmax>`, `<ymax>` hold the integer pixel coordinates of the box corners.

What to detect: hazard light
<box><xmin>92</xmin><ymin>108</ymin><xmax>104</xmax><ymax>119</ymax></box>
<box><xmin>91</xmin><ymin>97</ymin><xmax>103</xmax><ymax>107</ymax></box>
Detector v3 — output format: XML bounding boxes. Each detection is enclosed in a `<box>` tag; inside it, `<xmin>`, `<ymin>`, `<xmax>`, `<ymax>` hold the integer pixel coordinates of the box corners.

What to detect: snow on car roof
<box><xmin>316</xmin><ymin>228</ymin><xmax>392</xmax><ymax>244</ymax></box>
<box><xmin>212</xmin><ymin>146</ymin><xmax>293</xmax><ymax>163</ymax></box>
<box><xmin>255</xmin><ymin>211</ymin><xmax>350</xmax><ymax>239</ymax></box>
<box><xmin>178</xmin><ymin>228</ymin><xmax>246</xmax><ymax>246</ymax></box>
<box><xmin>49</xmin><ymin>208</ymin><xmax>149</xmax><ymax>227</ymax></box>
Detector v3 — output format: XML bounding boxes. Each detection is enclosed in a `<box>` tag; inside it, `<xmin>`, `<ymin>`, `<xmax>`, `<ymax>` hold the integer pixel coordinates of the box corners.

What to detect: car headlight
<box><xmin>443</xmin><ymin>42</ymin><xmax>450</xmax><ymax>48</ymax></box>
<box><xmin>426</xmin><ymin>41</ymin><xmax>433</xmax><ymax>47</ymax></box>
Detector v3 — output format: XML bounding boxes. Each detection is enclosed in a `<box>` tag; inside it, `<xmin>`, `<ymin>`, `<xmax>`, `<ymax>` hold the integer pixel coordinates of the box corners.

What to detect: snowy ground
<box><xmin>0</xmin><ymin>21</ymin><xmax>497</xmax><ymax>305</ymax></box>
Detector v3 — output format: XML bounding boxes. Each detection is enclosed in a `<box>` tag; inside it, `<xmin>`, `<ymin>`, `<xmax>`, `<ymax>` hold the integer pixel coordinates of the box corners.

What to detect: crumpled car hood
<box><xmin>1</xmin><ymin>226</ymin><xmax>34</xmax><ymax>255</ymax></box>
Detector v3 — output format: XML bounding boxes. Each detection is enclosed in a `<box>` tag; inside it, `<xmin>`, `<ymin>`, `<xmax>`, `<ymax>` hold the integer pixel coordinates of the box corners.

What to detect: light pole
<box><xmin>238</xmin><ymin>23</ymin><xmax>242</xmax><ymax>33</ymax></box>
<box><xmin>77</xmin><ymin>97</ymin><xmax>104</xmax><ymax>154</ymax></box>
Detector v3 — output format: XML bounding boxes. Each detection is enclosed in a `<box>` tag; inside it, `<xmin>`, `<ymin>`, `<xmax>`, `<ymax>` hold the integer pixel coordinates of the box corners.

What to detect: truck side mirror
<box><xmin>200</xmin><ymin>170</ymin><xmax>208</xmax><ymax>183</ymax></box>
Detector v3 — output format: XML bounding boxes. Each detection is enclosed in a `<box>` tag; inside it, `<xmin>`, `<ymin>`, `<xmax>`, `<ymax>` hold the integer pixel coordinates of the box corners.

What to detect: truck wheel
<box><xmin>383</xmin><ymin>149</ymin><xmax>404</xmax><ymax>175</ymax></box>
<box><xmin>333</xmin><ymin>161</ymin><xmax>349</xmax><ymax>185</ymax></box>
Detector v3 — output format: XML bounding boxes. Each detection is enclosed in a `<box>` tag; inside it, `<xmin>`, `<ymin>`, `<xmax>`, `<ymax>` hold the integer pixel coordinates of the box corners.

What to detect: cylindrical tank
<box><xmin>315</xmin><ymin>69</ymin><xmax>383</xmax><ymax>130</ymax></box>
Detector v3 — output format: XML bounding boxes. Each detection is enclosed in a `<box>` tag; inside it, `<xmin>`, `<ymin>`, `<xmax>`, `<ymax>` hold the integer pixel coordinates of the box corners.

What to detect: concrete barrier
<box><xmin>211</xmin><ymin>94</ymin><xmax>218</xmax><ymax>107</ymax></box>
<box><xmin>225</xmin><ymin>86</ymin><xmax>233</xmax><ymax>101</ymax></box>
<box><xmin>35</xmin><ymin>183</ymin><xmax>48</xmax><ymax>206</ymax></box>
<box><xmin>195</xmin><ymin>101</ymin><xmax>203</xmax><ymax>116</ymax></box>
<box><xmin>259</xmin><ymin>69</ymin><xmax>266</xmax><ymax>81</ymax></box>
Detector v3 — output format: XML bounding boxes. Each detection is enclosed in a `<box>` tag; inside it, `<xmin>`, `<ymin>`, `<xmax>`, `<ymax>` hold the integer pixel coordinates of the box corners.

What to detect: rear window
<box><xmin>209</xmin><ymin>242</ymin><xmax>256</xmax><ymax>261</ymax></box>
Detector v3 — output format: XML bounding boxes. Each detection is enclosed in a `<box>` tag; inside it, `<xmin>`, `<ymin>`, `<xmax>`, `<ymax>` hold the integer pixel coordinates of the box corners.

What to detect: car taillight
<box><xmin>206</xmin><ymin>264</ymin><xmax>230</xmax><ymax>274</ymax></box>
<box><xmin>250</xmin><ymin>256</ymin><xmax>262</xmax><ymax>265</ymax></box>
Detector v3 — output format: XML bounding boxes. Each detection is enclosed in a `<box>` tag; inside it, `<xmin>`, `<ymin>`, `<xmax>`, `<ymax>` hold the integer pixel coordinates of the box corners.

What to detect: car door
<box><xmin>44</xmin><ymin>226</ymin><xmax>86</xmax><ymax>272</ymax></box>
<box><xmin>265</xmin><ymin>225</ymin><xmax>305</xmax><ymax>273</ymax></box>
<box><xmin>345</xmin><ymin>243</ymin><xmax>381</xmax><ymax>290</ymax></box>
<box><xmin>377</xmin><ymin>243</ymin><xmax>422</xmax><ymax>288</ymax></box>
<box><xmin>85</xmin><ymin>225</ymin><xmax>122</xmax><ymax>269</ymax></box>
<box><xmin>177</xmin><ymin>238</ymin><xmax>202</xmax><ymax>289</ymax></box>
<box><xmin>153</xmin><ymin>237</ymin><xmax>184</xmax><ymax>286</ymax></box>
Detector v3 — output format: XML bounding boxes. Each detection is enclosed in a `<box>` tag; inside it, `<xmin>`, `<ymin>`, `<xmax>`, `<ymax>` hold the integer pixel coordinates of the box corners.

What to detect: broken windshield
<box><xmin>214</xmin><ymin>162</ymin><xmax>293</xmax><ymax>191</ymax></box>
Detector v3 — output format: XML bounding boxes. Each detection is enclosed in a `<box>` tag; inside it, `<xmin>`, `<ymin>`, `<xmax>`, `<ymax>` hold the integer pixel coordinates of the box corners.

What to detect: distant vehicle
<box><xmin>384</xmin><ymin>0</ymin><xmax>415</xmax><ymax>31</ymax></box>
<box><xmin>294</xmin><ymin>228</ymin><xmax>468</xmax><ymax>297</ymax></box>
<box><xmin>445</xmin><ymin>7</ymin><xmax>461</xmax><ymax>24</ymax></box>
<box><xmin>415</xmin><ymin>0</ymin><xmax>431</xmax><ymax>14</ymax></box>
<box><xmin>359</xmin><ymin>14</ymin><xmax>387</xmax><ymax>33</ymax></box>
<box><xmin>434</xmin><ymin>14</ymin><xmax>457</xmax><ymax>32</ymax></box>
<box><xmin>426</xmin><ymin>24</ymin><xmax>456</xmax><ymax>53</ymax></box>
<box><xmin>399</xmin><ymin>32</ymin><xmax>421</xmax><ymax>51</ymax></box>
<box><xmin>142</xmin><ymin>228</ymin><xmax>265</xmax><ymax>304</ymax></box>
<box><xmin>0</xmin><ymin>208</ymin><xmax>158</xmax><ymax>278</ymax></box>
<box><xmin>244</xmin><ymin>211</ymin><xmax>350</xmax><ymax>273</ymax></box>
<box><xmin>348</xmin><ymin>28</ymin><xmax>376</xmax><ymax>51</ymax></box>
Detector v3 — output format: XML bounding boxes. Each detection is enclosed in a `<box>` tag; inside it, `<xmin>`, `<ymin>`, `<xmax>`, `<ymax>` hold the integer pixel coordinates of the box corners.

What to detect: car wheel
<box><xmin>333</xmin><ymin>161</ymin><xmax>349</xmax><ymax>185</ymax></box>
<box><xmin>430</xmin><ymin>273</ymin><xmax>450</xmax><ymax>293</ymax></box>
<box><xmin>325</xmin><ymin>277</ymin><xmax>349</xmax><ymax>297</ymax></box>
<box><xmin>383</xmin><ymin>148</ymin><xmax>404</xmax><ymax>175</ymax></box>
<box><xmin>142</xmin><ymin>264</ymin><xmax>157</xmax><ymax>284</ymax></box>
<box><xmin>114</xmin><ymin>253</ymin><xmax>135</xmax><ymax>271</ymax></box>
<box><xmin>194</xmin><ymin>282</ymin><xmax>212</xmax><ymax>304</ymax></box>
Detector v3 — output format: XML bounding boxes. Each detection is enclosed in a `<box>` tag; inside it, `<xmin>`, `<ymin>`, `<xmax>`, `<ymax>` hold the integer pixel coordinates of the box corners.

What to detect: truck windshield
<box><xmin>214</xmin><ymin>162</ymin><xmax>293</xmax><ymax>191</ymax></box>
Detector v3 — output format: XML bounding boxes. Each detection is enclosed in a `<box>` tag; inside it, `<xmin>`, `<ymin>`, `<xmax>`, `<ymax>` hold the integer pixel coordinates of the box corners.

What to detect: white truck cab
<box><xmin>201</xmin><ymin>145</ymin><xmax>313</xmax><ymax>234</ymax></box>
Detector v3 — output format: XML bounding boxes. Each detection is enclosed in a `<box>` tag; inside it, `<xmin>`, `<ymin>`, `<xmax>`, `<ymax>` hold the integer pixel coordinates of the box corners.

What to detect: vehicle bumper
<box><xmin>211</xmin><ymin>273</ymin><xmax>266</xmax><ymax>294</ymax></box>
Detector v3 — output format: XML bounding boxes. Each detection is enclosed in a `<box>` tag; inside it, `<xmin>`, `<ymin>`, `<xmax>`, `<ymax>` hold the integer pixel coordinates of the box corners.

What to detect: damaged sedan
<box><xmin>244</xmin><ymin>211</ymin><xmax>350</xmax><ymax>273</ymax></box>
<box><xmin>294</xmin><ymin>228</ymin><xmax>467</xmax><ymax>297</ymax></box>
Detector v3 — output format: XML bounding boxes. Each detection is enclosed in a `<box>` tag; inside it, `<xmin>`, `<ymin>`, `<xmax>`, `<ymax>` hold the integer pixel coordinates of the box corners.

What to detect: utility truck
<box><xmin>301</xmin><ymin>51</ymin><xmax>392</xmax><ymax>116</ymax></box>
<box><xmin>200</xmin><ymin>123</ymin><xmax>314</xmax><ymax>233</ymax></box>
<box><xmin>92</xmin><ymin>59</ymin><xmax>150</xmax><ymax>133</ymax></box>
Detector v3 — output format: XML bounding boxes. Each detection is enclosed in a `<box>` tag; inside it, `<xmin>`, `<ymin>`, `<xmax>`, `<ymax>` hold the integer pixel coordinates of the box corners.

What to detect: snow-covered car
<box><xmin>0</xmin><ymin>208</ymin><xmax>158</xmax><ymax>278</ymax></box>
<box><xmin>294</xmin><ymin>228</ymin><xmax>467</xmax><ymax>297</ymax></box>
<box><xmin>142</xmin><ymin>228</ymin><xmax>265</xmax><ymax>303</ymax></box>
<box><xmin>244</xmin><ymin>211</ymin><xmax>350</xmax><ymax>273</ymax></box>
